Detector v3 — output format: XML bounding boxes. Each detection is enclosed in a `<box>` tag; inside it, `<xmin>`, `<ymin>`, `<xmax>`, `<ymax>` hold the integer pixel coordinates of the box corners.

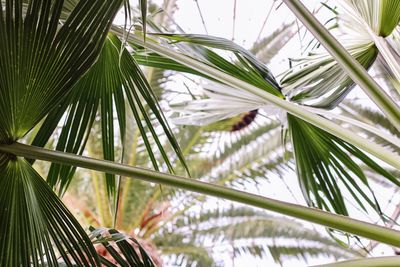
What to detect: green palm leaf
<box><xmin>139</xmin><ymin>0</ymin><xmax>147</xmax><ymax>40</ymax></box>
<box><xmin>280</xmin><ymin>0</ymin><xmax>400</xmax><ymax>109</ymax></box>
<box><xmin>281</xmin><ymin>43</ymin><xmax>378</xmax><ymax>108</ymax></box>
<box><xmin>288</xmin><ymin>114</ymin><xmax>399</xmax><ymax>216</ymax></box>
<box><xmin>0</xmin><ymin>0</ymin><xmax>121</xmax><ymax>141</ymax></box>
<box><xmin>152</xmin><ymin>33</ymin><xmax>283</xmax><ymax>97</ymax></box>
<box><xmin>30</xmin><ymin>33</ymin><xmax>188</xmax><ymax>203</ymax></box>
<box><xmin>0</xmin><ymin>0</ymin><xmax>122</xmax><ymax>264</ymax></box>
<box><xmin>344</xmin><ymin>0</ymin><xmax>400</xmax><ymax>37</ymax></box>
<box><xmin>90</xmin><ymin>227</ymin><xmax>157</xmax><ymax>267</ymax></box>
<box><xmin>0</xmin><ymin>157</ymin><xmax>100</xmax><ymax>266</ymax></box>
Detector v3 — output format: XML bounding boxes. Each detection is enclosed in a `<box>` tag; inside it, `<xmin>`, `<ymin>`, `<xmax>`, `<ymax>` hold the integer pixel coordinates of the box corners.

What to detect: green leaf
<box><xmin>89</xmin><ymin>227</ymin><xmax>156</xmax><ymax>267</ymax></box>
<box><xmin>0</xmin><ymin>1</ymin><xmax>123</xmax><ymax>265</ymax></box>
<box><xmin>133</xmin><ymin>51</ymin><xmax>208</xmax><ymax>78</ymax></box>
<box><xmin>281</xmin><ymin>43</ymin><xmax>378</xmax><ymax>108</ymax></box>
<box><xmin>344</xmin><ymin>0</ymin><xmax>400</xmax><ymax>37</ymax></box>
<box><xmin>288</xmin><ymin>114</ymin><xmax>399</xmax><ymax>216</ymax></box>
<box><xmin>139</xmin><ymin>0</ymin><xmax>147</xmax><ymax>40</ymax></box>
<box><xmin>0</xmin><ymin>157</ymin><xmax>100</xmax><ymax>266</ymax></box>
<box><xmin>31</xmin><ymin>33</ymin><xmax>189</xmax><ymax>199</ymax></box>
<box><xmin>283</xmin><ymin>0</ymin><xmax>400</xmax><ymax>130</ymax></box>
<box><xmin>0</xmin><ymin>0</ymin><xmax>122</xmax><ymax>142</ymax></box>
<box><xmin>151</xmin><ymin>33</ymin><xmax>283</xmax><ymax>98</ymax></box>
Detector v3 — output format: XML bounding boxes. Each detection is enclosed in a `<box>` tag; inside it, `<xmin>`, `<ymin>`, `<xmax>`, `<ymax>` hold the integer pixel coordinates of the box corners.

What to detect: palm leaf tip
<box><xmin>152</xmin><ymin>33</ymin><xmax>283</xmax><ymax>96</ymax></box>
<box><xmin>344</xmin><ymin>0</ymin><xmax>400</xmax><ymax>37</ymax></box>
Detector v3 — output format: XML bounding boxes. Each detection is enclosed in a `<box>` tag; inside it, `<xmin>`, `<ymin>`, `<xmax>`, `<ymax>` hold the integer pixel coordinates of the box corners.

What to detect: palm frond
<box><xmin>90</xmin><ymin>227</ymin><xmax>157</xmax><ymax>267</ymax></box>
<box><xmin>30</xmin><ymin>33</ymin><xmax>188</xmax><ymax>204</ymax></box>
<box><xmin>281</xmin><ymin>42</ymin><xmax>377</xmax><ymax>108</ymax></box>
<box><xmin>373</xmin><ymin>56</ymin><xmax>400</xmax><ymax>103</ymax></box>
<box><xmin>340</xmin><ymin>100</ymin><xmax>400</xmax><ymax>152</ymax></box>
<box><xmin>339</xmin><ymin>0</ymin><xmax>400</xmax><ymax>94</ymax></box>
<box><xmin>161</xmin><ymin>243</ymin><xmax>214</xmax><ymax>267</ymax></box>
<box><xmin>341</xmin><ymin>101</ymin><xmax>400</xmax><ymax>138</ymax></box>
<box><xmin>158</xmin><ymin>206</ymin><xmax>359</xmax><ymax>264</ymax></box>
<box><xmin>256</xmin><ymin>244</ymin><xmax>351</xmax><ymax>264</ymax></box>
<box><xmin>139</xmin><ymin>0</ymin><xmax>147</xmax><ymax>39</ymax></box>
<box><xmin>232</xmin><ymin>243</ymin><xmax>359</xmax><ymax>266</ymax></box>
<box><xmin>0</xmin><ymin>157</ymin><xmax>100</xmax><ymax>266</ymax></box>
<box><xmin>0</xmin><ymin>0</ymin><xmax>122</xmax><ymax>264</ymax></box>
<box><xmin>174</xmin><ymin>207</ymin><xmax>339</xmax><ymax>244</ymax></box>
<box><xmin>133</xmin><ymin>50</ymin><xmax>207</xmax><ymax>78</ymax></box>
<box><xmin>206</xmin><ymin>127</ymin><xmax>286</xmax><ymax>186</ymax></box>
<box><xmin>250</xmin><ymin>22</ymin><xmax>296</xmax><ymax>64</ymax></box>
<box><xmin>343</xmin><ymin>0</ymin><xmax>400</xmax><ymax>37</ymax></box>
<box><xmin>288</xmin><ymin>114</ymin><xmax>399</xmax><ymax>217</ymax></box>
<box><xmin>152</xmin><ymin>33</ymin><xmax>282</xmax><ymax>96</ymax></box>
<box><xmin>0</xmin><ymin>0</ymin><xmax>121</xmax><ymax>141</ymax></box>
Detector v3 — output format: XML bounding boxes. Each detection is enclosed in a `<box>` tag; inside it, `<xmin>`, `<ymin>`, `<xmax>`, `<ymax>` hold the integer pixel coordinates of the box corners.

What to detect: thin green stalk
<box><xmin>182</xmin><ymin>127</ymin><xmax>203</xmax><ymax>156</ymax></box>
<box><xmin>90</xmin><ymin>170</ymin><xmax>111</xmax><ymax>227</ymax></box>
<box><xmin>313</xmin><ymin>256</ymin><xmax>400</xmax><ymax>267</ymax></box>
<box><xmin>282</xmin><ymin>0</ymin><xmax>400</xmax><ymax>131</ymax></box>
<box><xmin>87</xmin><ymin>140</ymin><xmax>112</xmax><ymax>227</ymax></box>
<box><xmin>113</xmin><ymin>30</ymin><xmax>400</xmax><ymax>171</ymax></box>
<box><xmin>2</xmin><ymin>142</ymin><xmax>400</xmax><ymax>247</ymax></box>
<box><xmin>117</xmin><ymin>126</ymin><xmax>140</xmax><ymax>229</ymax></box>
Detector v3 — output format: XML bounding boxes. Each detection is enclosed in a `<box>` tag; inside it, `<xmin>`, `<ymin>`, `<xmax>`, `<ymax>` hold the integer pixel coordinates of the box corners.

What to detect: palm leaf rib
<box><xmin>2</xmin><ymin>142</ymin><xmax>400</xmax><ymax>248</ymax></box>
<box><xmin>119</xmin><ymin>32</ymin><xmax>400</xmax><ymax>170</ymax></box>
<box><xmin>0</xmin><ymin>158</ymin><xmax>100</xmax><ymax>266</ymax></box>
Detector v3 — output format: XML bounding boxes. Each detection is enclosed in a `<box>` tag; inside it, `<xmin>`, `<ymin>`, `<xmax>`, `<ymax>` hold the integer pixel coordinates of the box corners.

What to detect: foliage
<box><xmin>1</xmin><ymin>1</ymin><xmax>400</xmax><ymax>267</ymax></box>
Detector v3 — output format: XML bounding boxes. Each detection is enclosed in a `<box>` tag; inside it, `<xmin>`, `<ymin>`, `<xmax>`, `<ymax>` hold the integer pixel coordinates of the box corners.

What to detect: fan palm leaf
<box><xmin>0</xmin><ymin>1</ymin><xmax>124</xmax><ymax>264</ymax></box>
<box><xmin>30</xmin><ymin>33</ymin><xmax>187</xmax><ymax>206</ymax></box>
<box><xmin>288</xmin><ymin>113</ymin><xmax>399</xmax><ymax>217</ymax></box>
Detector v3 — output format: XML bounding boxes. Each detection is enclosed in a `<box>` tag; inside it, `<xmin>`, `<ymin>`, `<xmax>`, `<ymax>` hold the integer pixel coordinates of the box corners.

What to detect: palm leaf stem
<box><xmin>2</xmin><ymin>142</ymin><xmax>400</xmax><ymax>247</ymax></box>
<box><xmin>116</xmin><ymin>33</ymin><xmax>400</xmax><ymax>170</ymax></box>
<box><xmin>182</xmin><ymin>127</ymin><xmax>203</xmax><ymax>156</ymax></box>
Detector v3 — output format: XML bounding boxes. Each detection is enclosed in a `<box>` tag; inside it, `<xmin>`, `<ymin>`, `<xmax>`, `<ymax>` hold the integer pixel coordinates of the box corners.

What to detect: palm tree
<box><xmin>61</xmin><ymin>110</ymin><xmax>356</xmax><ymax>266</ymax></box>
<box><xmin>1</xmin><ymin>0</ymin><xmax>400</xmax><ymax>266</ymax></box>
